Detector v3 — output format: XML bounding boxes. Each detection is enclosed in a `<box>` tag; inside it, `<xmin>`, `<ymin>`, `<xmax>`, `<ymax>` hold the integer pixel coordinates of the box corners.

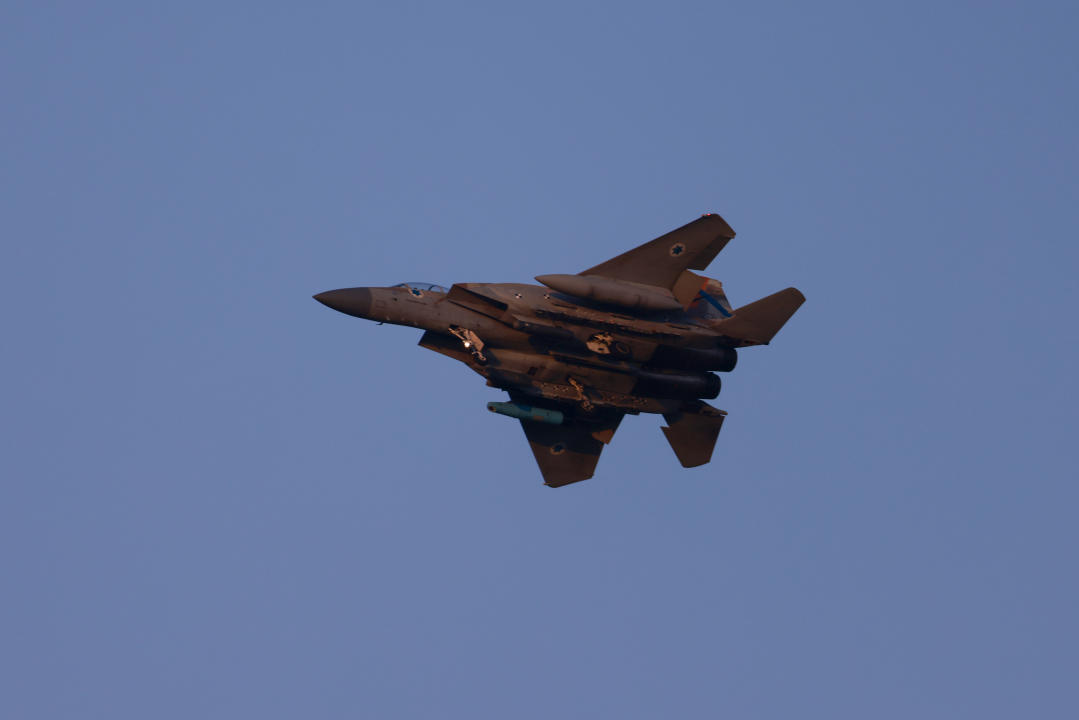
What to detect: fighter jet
<box><xmin>314</xmin><ymin>214</ymin><xmax>804</xmax><ymax>487</ymax></box>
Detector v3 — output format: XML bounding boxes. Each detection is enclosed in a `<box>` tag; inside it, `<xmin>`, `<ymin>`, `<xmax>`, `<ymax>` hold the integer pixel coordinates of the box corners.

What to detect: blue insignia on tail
<box><xmin>698</xmin><ymin>290</ymin><xmax>733</xmax><ymax>318</ymax></box>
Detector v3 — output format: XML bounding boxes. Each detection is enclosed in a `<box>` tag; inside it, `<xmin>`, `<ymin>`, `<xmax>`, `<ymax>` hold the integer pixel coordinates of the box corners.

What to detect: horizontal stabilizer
<box><xmin>661</xmin><ymin>402</ymin><xmax>727</xmax><ymax>468</ymax></box>
<box><xmin>711</xmin><ymin>288</ymin><xmax>805</xmax><ymax>347</ymax></box>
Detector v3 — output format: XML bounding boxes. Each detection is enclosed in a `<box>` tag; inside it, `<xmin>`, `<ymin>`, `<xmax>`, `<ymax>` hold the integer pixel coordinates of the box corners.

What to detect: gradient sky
<box><xmin>3</xmin><ymin>2</ymin><xmax>1077</xmax><ymax>717</ymax></box>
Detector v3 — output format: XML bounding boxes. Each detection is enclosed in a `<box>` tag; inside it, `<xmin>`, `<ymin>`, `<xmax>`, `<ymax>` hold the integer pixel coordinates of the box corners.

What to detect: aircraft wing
<box><xmin>518</xmin><ymin>414</ymin><xmax>623</xmax><ymax>487</ymax></box>
<box><xmin>580</xmin><ymin>214</ymin><xmax>736</xmax><ymax>290</ymax></box>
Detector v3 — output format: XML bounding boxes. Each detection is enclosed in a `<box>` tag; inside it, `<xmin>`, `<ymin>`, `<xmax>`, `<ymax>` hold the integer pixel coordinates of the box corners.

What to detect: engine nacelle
<box><xmin>648</xmin><ymin>345</ymin><xmax>738</xmax><ymax>372</ymax></box>
<box><xmin>633</xmin><ymin>370</ymin><xmax>721</xmax><ymax>399</ymax></box>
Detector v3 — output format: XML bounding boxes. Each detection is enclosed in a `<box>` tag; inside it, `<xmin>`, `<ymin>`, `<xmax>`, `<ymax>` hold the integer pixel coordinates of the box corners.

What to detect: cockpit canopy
<box><xmin>394</xmin><ymin>282</ymin><xmax>448</xmax><ymax>295</ymax></box>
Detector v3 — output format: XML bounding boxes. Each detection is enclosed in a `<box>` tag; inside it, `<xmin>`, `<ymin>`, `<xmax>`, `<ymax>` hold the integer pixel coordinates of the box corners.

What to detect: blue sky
<box><xmin>3</xmin><ymin>2</ymin><xmax>1077</xmax><ymax>717</ymax></box>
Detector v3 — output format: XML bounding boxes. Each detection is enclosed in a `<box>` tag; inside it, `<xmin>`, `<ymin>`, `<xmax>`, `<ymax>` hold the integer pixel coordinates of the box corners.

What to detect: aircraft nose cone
<box><xmin>313</xmin><ymin>288</ymin><xmax>373</xmax><ymax>318</ymax></box>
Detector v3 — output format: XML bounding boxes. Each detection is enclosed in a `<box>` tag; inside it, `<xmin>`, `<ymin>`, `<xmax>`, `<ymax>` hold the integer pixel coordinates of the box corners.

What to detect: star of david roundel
<box><xmin>669</xmin><ymin>243</ymin><xmax>686</xmax><ymax>257</ymax></box>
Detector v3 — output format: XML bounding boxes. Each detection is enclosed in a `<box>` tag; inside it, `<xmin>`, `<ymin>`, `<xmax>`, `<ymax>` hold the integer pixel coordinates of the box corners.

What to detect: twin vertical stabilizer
<box><xmin>710</xmin><ymin>288</ymin><xmax>805</xmax><ymax>347</ymax></box>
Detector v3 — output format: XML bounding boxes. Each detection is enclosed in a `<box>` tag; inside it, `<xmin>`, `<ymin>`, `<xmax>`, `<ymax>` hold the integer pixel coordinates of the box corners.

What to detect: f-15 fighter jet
<box><xmin>314</xmin><ymin>214</ymin><xmax>804</xmax><ymax>487</ymax></box>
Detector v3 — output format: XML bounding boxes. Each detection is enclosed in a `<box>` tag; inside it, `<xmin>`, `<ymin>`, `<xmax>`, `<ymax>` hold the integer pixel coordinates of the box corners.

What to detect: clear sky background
<box><xmin>3</xmin><ymin>1</ymin><xmax>1077</xmax><ymax>717</ymax></box>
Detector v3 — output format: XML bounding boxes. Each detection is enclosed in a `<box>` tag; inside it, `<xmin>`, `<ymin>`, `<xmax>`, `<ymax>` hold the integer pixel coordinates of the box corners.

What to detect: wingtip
<box><xmin>699</xmin><ymin>212</ymin><xmax>735</xmax><ymax>238</ymax></box>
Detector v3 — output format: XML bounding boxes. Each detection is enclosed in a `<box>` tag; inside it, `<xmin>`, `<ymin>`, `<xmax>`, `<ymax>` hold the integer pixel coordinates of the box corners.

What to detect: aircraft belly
<box><xmin>480</xmin><ymin>349</ymin><xmax>677</xmax><ymax>414</ymax></box>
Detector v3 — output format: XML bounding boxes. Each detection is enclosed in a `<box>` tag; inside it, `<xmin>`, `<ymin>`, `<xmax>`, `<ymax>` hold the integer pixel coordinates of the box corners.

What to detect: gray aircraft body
<box><xmin>314</xmin><ymin>214</ymin><xmax>804</xmax><ymax>487</ymax></box>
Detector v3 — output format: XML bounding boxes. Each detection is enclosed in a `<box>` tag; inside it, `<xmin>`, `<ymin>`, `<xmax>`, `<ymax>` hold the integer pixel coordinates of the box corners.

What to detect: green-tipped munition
<box><xmin>487</xmin><ymin>401</ymin><xmax>564</xmax><ymax>425</ymax></box>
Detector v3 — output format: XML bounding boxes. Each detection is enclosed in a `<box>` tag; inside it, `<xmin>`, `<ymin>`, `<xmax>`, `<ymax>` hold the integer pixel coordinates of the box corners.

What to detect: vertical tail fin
<box><xmin>673</xmin><ymin>271</ymin><xmax>736</xmax><ymax>320</ymax></box>
<box><xmin>710</xmin><ymin>288</ymin><xmax>805</xmax><ymax>346</ymax></box>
